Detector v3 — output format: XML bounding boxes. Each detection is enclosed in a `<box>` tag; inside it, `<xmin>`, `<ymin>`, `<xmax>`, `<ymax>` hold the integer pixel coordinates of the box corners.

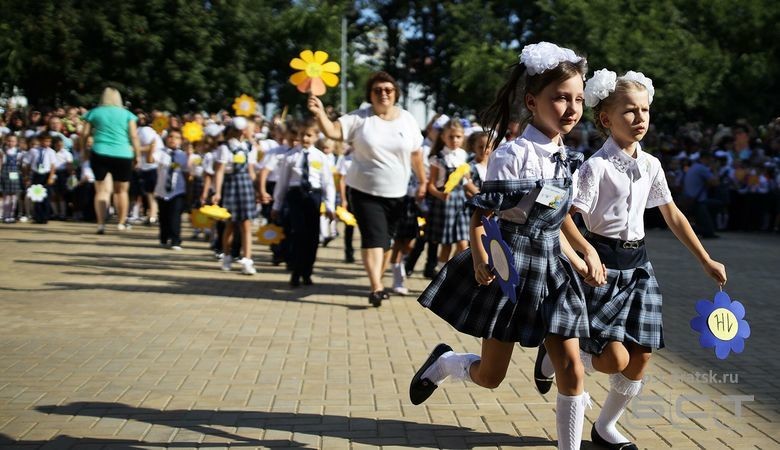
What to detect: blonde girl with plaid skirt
<box><xmin>410</xmin><ymin>43</ymin><xmax>607</xmax><ymax>450</ymax></box>
<box><xmin>212</xmin><ymin>117</ymin><xmax>257</xmax><ymax>275</ymax></box>
<box><xmin>426</xmin><ymin>119</ymin><xmax>470</xmax><ymax>269</ymax></box>
<box><xmin>533</xmin><ymin>70</ymin><xmax>727</xmax><ymax>450</ymax></box>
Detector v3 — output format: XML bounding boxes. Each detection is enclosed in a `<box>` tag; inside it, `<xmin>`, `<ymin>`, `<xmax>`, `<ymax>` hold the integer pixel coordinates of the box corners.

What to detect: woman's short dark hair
<box><xmin>364</xmin><ymin>71</ymin><xmax>401</xmax><ymax>103</ymax></box>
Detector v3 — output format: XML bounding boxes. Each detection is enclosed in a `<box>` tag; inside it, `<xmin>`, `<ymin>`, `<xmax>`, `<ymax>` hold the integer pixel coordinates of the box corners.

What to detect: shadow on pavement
<box><xmin>0</xmin><ymin>433</ymin><xmax>308</xmax><ymax>449</ymax></box>
<box><xmin>31</xmin><ymin>402</ymin><xmax>554</xmax><ymax>449</ymax></box>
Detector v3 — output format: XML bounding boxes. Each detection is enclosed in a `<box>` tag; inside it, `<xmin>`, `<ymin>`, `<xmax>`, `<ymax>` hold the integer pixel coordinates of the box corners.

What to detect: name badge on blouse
<box><xmin>233</xmin><ymin>153</ymin><xmax>246</xmax><ymax>164</ymax></box>
<box><xmin>535</xmin><ymin>184</ymin><xmax>566</xmax><ymax>209</ymax></box>
<box><xmin>37</xmin><ymin>164</ymin><xmax>47</xmax><ymax>174</ymax></box>
<box><xmin>8</xmin><ymin>172</ymin><xmax>19</xmax><ymax>181</ymax></box>
<box><xmin>310</xmin><ymin>160</ymin><xmax>322</xmax><ymax>170</ymax></box>
<box><xmin>171</xmin><ymin>162</ymin><xmax>180</xmax><ymax>170</ymax></box>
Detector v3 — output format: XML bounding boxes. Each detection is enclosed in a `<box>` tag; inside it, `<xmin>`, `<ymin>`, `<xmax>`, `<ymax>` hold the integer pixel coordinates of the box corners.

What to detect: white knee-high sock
<box><xmin>595</xmin><ymin>372</ymin><xmax>643</xmax><ymax>444</ymax></box>
<box><xmin>421</xmin><ymin>351</ymin><xmax>480</xmax><ymax>385</ymax></box>
<box><xmin>556</xmin><ymin>392</ymin><xmax>591</xmax><ymax>450</ymax></box>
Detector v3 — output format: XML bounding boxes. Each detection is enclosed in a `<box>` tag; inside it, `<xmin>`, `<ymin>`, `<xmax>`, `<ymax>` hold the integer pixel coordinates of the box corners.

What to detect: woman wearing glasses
<box><xmin>309</xmin><ymin>71</ymin><xmax>427</xmax><ymax>306</ymax></box>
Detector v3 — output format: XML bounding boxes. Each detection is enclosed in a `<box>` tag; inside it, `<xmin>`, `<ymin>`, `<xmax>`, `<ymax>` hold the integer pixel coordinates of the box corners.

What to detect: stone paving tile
<box><xmin>0</xmin><ymin>221</ymin><xmax>778</xmax><ymax>449</ymax></box>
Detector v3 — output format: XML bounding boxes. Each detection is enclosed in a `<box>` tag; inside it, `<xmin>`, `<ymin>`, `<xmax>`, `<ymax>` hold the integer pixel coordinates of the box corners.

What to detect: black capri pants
<box><xmin>348</xmin><ymin>187</ymin><xmax>404</xmax><ymax>250</ymax></box>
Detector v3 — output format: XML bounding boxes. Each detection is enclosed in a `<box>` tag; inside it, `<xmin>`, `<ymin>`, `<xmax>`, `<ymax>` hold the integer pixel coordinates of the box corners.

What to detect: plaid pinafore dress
<box><xmin>418</xmin><ymin>149</ymin><xmax>589</xmax><ymax>346</ymax></box>
<box><xmin>427</xmin><ymin>154</ymin><xmax>470</xmax><ymax>244</ymax></box>
<box><xmin>221</xmin><ymin>141</ymin><xmax>256</xmax><ymax>222</ymax></box>
<box><xmin>0</xmin><ymin>149</ymin><xmax>22</xmax><ymax>194</ymax></box>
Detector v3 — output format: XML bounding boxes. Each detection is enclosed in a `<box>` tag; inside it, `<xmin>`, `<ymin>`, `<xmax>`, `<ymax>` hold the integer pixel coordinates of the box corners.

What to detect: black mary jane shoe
<box><xmin>591</xmin><ymin>424</ymin><xmax>638</xmax><ymax>450</ymax></box>
<box><xmin>409</xmin><ymin>343</ymin><xmax>452</xmax><ymax>405</ymax></box>
<box><xmin>533</xmin><ymin>344</ymin><xmax>554</xmax><ymax>394</ymax></box>
<box><xmin>368</xmin><ymin>291</ymin><xmax>383</xmax><ymax>307</ymax></box>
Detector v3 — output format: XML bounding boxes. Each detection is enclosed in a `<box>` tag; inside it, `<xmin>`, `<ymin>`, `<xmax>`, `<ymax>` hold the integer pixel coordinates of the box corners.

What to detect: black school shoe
<box><xmin>368</xmin><ymin>291</ymin><xmax>383</xmax><ymax>307</ymax></box>
<box><xmin>591</xmin><ymin>424</ymin><xmax>638</xmax><ymax>450</ymax></box>
<box><xmin>533</xmin><ymin>344</ymin><xmax>554</xmax><ymax>395</ymax></box>
<box><xmin>409</xmin><ymin>343</ymin><xmax>453</xmax><ymax>405</ymax></box>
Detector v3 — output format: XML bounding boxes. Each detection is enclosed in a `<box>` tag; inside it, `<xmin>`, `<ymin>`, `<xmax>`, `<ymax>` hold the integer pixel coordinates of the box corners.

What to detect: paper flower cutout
<box><xmin>443</xmin><ymin>163</ymin><xmax>471</xmax><ymax>193</ymax></box>
<box><xmin>199</xmin><ymin>204</ymin><xmax>231</xmax><ymax>221</ymax></box>
<box><xmin>27</xmin><ymin>184</ymin><xmax>48</xmax><ymax>202</ymax></box>
<box><xmin>232</xmin><ymin>94</ymin><xmax>257</xmax><ymax>117</ymax></box>
<box><xmin>289</xmin><ymin>50</ymin><xmax>340</xmax><ymax>96</ymax></box>
<box><xmin>336</xmin><ymin>205</ymin><xmax>357</xmax><ymax>226</ymax></box>
<box><xmin>190</xmin><ymin>208</ymin><xmax>214</xmax><ymax>229</ymax></box>
<box><xmin>151</xmin><ymin>116</ymin><xmax>169</xmax><ymax>134</ymax></box>
<box><xmin>690</xmin><ymin>290</ymin><xmax>750</xmax><ymax>360</ymax></box>
<box><xmin>182</xmin><ymin>122</ymin><xmax>204</xmax><ymax>143</ymax></box>
<box><xmin>257</xmin><ymin>224</ymin><xmax>285</xmax><ymax>245</ymax></box>
<box><xmin>480</xmin><ymin>216</ymin><xmax>520</xmax><ymax>303</ymax></box>
<box><xmin>417</xmin><ymin>216</ymin><xmax>426</xmax><ymax>228</ymax></box>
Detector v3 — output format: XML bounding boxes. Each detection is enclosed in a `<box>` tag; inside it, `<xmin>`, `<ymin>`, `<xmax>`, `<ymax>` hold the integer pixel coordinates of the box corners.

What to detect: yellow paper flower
<box><xmin>182</xmin><ymin>122</ymin><xmax>204</xmax><ymax>143</ymax></box>
<box><xmin>151</xmin><ymin>116</ymin><xmax>169</xmax><ymax>134</ymax></box>
<box><xmin>190</xmin><ymin>208</ymin><xmax>214</xmax><ymax>229</ymax></box>
<box><xmin>199</xmin><ymin>204</ymin><xmax>231</xmax><ymax>221</ymax></box>
<box><xmin>443</xmin><ymin>163</ymin><xmax>471</xmax><ymax>193</ymax></box>
<box><xmin>257</xmin><ymin>224</ymin><xmax>285</xmax><ymax>245</ymax></box>
<box><xmin>289</xmin><ymin>50</ymin><xmax>340</xmax><ymax>96</ymax></box>
<box><xmin>336</xmin><ymin>206</ymin><xmax>357</xmax><ymax>226</ymax></box>
<box><xmin>232</xmin><ymin>94</ymin><xmax>257</xmax><ymax>117</ymax></box>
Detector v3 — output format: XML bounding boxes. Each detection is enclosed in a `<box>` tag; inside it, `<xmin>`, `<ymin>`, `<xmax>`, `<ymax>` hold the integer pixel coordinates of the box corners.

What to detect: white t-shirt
<box><xmin>258</xmin><ymin>144</ymin><xmax>290</xmax><ymax>183</ymax></box>
<box><xmin>54</xmin><ymin>149</ymin><xmax>73</xmax><ymax>171</ymax></box>
<box><xmin>137</xmin><ymin>126</ymin><xmax>164</xmax><ymax>171</ymax></box>
<box><xmin>215</xmin><ymin>139</ymin><xmax>258</xmax><ymax>174</ymax></box>
<box><xmin>486</xmin><ymin>125</ymin><xmax>569</xmax><ymax>224</ymax></box>
<box><xmin>339</xmin><ymin>106</ymin><xmax>423</xmax><ymax>198</ymax></box>
<box><xmin>429</xmin><ymin>147</ymin><xmax>469</xmax><ymax>188</ymax></box>
<box><xmin>572</xmin><ymin>137</ymin><xmax>673</xmax><ymax>241</ymax></box>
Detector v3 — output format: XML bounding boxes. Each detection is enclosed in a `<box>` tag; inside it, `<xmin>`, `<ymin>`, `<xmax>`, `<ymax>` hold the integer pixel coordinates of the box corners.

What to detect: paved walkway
<box><xmin>0</xmin><ymin>220</ymin><xmax>777</xmax><ymax>449</ymax></box>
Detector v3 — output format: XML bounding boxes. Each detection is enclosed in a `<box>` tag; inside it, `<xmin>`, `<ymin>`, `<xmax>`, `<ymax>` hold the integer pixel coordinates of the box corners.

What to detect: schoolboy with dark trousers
<box><xmin>272</xmin><ymin>119</ymin><xmax>336</xmax><ymax>287</ymax></box>
<box><xmin>25</xmin><ymin>133</ymin><xmax>57</xmax><ymax>223</ymax></box>
<box><xmin>149</xmin><ymin>129</ymin><xmax>189</xmax><ymax>250</ymax></box>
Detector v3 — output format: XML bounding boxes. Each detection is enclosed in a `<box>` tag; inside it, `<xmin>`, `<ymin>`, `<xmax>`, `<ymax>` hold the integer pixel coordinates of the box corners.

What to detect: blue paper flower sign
<box><xmin>690</xmin><ymin>290</ymin><xmax>750</xmax><ymax>360</ymax></box>
<box><xmin>480</xmin><ymin>216</ymin><xmax>520</xmax><ymax>303</ymax></box>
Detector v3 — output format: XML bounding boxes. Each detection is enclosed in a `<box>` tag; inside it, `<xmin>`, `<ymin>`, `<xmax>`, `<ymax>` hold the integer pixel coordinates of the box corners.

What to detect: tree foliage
<box><xmin>1</xmin><ymin>0</ymin><xmax>777</xmax><ymax>127</ymax></box>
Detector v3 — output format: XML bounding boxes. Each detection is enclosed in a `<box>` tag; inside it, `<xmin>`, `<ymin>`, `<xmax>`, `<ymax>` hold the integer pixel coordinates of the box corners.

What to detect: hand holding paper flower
<box><xmin>290</xmin><ymin>50</ymin><xmax>340</xmax><ymax>96</ymax></box>
<box><xmin>443</xmin><ymin>164</ymin><xmax>471</xmax><ymax>193</ymax></box>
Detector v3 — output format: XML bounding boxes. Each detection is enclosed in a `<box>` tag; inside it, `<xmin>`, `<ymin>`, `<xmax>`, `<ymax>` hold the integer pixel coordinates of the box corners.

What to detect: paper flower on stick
<box><xmin>199</xmin><ymin>204</ymin><xmax>231</xmax><ymax>221</ymax></box>
<box><xmin>690</xmin><ymin>290</ymin><xmax>750</xmax><ymax>360</ymax></box>
<box><xmin>27</xmin><ymin>184</ymin><xmax>48</xmax><ymax>202</ymax></box>
<box><xmin>190</xmin><ymin>208</ymin><xmax>214</xmax><ymax>229</ymax></box>
<box><xmin>257</xmin><ymin>224</ymin><xmax>285</xmax><ymax>245</ymax></box>
<box><xmin>182</xmin><ymin>122</ymin><xmax>204</xmax><ymax>143</ymax></box>
<box><xmin>336</xmin><ymin>206</ymin><xmax>357</xmax><ymax>226</ymax></box>
<box><xmin>232</xmin><ymin>94</ymin><xmax>257</xmax><ymax>117</ymax></box>
<box><xmin>480</xmin><ymin>216</ymin><xmax>520</xmax><ymax>303</ymax></box>
<box><xmin>289</xmin><ymin>50</ymin><xmax>340</xmax><ymax>96</ymax></box>
<box><xmin>151</xmin><ymin>116</ymin><xmax>169</xmax><ymax>134</ymax></box>
<box><xmin>443</xmin><ymin>164</ymin><xmax>471</xmax><ymax>193</ymax></box>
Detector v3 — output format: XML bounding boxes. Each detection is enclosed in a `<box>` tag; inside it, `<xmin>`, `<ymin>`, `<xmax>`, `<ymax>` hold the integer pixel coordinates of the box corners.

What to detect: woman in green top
<box><xmin>80</xmin><ymin>87</ymin><xmax>141</xmax><ymax>234</ymax></box>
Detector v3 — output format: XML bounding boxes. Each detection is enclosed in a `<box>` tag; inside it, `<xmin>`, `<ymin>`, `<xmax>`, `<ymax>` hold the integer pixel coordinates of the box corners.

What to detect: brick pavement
<box><xmin>0</xmin><ymin>220</ymin><xmax>778</xmax><ymax>449</ymax></box>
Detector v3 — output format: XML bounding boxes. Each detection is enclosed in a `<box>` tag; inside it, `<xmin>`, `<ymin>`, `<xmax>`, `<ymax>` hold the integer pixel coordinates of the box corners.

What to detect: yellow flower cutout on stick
<box><xmin>182</xmin><ymin>122</ymin><xmax>204</xmax><ymax>143</ymax></box>
<box><xmin>289</xmin><ymin>50</ymin><xmax>340</xmax><ymax>96</ymax></box>
<box><xmin>443</xmin><ymin>164</ymin><xmax>471</xmax><ymax>193</ymax></box>
<box><xmin>151</xmin><ymin>116</ymin><xmax>169</xmax><ymax>134</ymax></box>
<box><xmin>336</xmin><ymin>206</ymin><xmax>357</xmax><ymax>226</ymax></box>
<box><xmin>233</xmin><ymin>94</ymin><xmax>257</xmax><ymax>117</ymax></box>
<box><xmin>199</xmin><ymin>204</ymin><xmax>231</xmax><ymax>221</ymax></box>
<box><xmin>257</xmin><ymin>224</ymin><xmax>285</xmax><ymax>245</ymax></box>
<box><xmin>190</xmin><ymin>208</ymin><xmax>214</xmax><ymax>229</ymax></box>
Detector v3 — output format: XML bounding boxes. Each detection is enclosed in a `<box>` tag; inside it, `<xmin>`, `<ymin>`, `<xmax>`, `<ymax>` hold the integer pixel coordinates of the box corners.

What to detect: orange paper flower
<box><xmin>289</xmin><ymin>50</ymin><xmax>340</xmax><ymax>96</ymax></box>
<box><xmin>232</xmin><ymin>94</ymin><xmax>257</xmax><ymax>117</ymax></box>
<box><xmin>182</xmin><ymin>122</ymin><xmax>204</xmax><ymax>143</ymax></box>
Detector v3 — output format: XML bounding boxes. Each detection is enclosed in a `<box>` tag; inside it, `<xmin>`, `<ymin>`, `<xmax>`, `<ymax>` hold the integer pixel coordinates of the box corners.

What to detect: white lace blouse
<box><xmin>572</xmin><ymin>137</ymin><xmax>672</xmax><ymax>241</ymax></box>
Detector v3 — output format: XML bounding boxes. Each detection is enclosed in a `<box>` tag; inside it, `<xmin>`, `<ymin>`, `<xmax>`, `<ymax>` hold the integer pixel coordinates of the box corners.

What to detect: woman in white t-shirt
<box><xmin>309</xmin><ymin>71</ymin><xmax>428</xmax><ymax>307</ymax></box>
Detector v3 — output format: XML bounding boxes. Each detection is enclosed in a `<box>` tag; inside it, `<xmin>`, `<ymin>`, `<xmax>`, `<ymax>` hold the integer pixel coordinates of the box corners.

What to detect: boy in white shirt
<box><xmin>149</xmin><ymin>129</ymin><xmax>189</xmax><ymax>250</ymax></box>
<box><xmin>24</xmin><ymin>134</ymin><xmax>57</xmax><ymax>223</ymax></box>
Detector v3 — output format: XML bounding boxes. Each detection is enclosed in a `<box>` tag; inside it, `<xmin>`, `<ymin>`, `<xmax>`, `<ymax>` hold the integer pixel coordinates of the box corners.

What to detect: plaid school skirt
<box><xmin>0</xmin><ymin>157</ymin><xmax>21</xmax><ymax>194</ymax></box>
<box><xmin>394</xmin><ymin>196</ymin><xmax>419</xmax><ymax>240</ymax></box>
<box><xmin>579</xmin><ymin>260</ymin><xmax>664</xmax><ymax>355</ymax></box>
<box><xmin>190</xmin><ymin>176</ymin><xmax>205</xmax><ymax>208</ymax></box>
<box><xmin>221</xmin><ymin>170</ymin><xmax>256</xmax><ymax>222</ymax></box>
<box><xmin>427</xmin><ymin>187</ymin><xmax>469</xmax><ymax>244</ymax></box>
<box><xmin>418</xmin><ymin>220</ymin><xmax>589</xmax><ymax>346</ymax></box>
